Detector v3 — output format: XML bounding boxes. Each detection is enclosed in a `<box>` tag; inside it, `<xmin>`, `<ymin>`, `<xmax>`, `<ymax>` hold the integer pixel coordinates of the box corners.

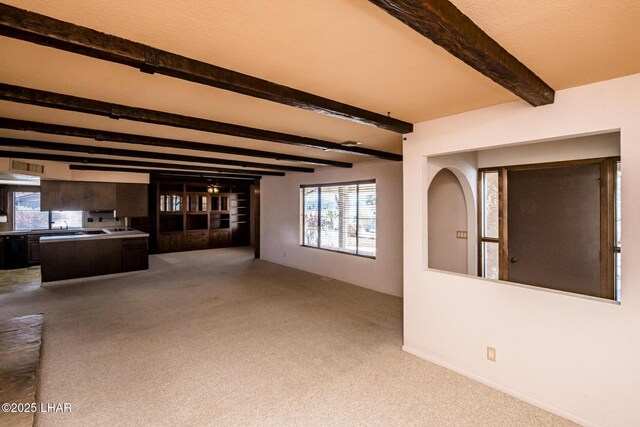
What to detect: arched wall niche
<box><xmin>426</xmin><ymin>159</ymin><xmax>478</xmax><ymax>276</ymax></box>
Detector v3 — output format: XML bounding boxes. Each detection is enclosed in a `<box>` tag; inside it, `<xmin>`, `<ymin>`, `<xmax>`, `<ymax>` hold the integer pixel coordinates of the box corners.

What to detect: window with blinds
<box><xmin>300</xmin><ymin>181</ymin><xmax>376</xmax><ymax>257</ymax></box>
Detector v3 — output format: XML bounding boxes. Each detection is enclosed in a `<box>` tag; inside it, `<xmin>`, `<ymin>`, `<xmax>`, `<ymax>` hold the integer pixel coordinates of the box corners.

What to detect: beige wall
<box><xmin>403</xmin><ymin>74</ymin><xmax>640</xmax><ymax>427</ymax></box>
<box><xmin>261</xmin><ymin>160</ymin><xmax>403</xmax><ymax>296</ymax></box>
<box><xmin>427</xmin><ymin>169</ymin><xmax>467</xmax><ymax>274</ymax></box>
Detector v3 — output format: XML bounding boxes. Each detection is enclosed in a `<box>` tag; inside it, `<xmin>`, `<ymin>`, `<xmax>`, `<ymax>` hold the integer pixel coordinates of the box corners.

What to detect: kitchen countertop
<box><xmin>0</xmin><ymin>228</ymin><xmax>111</xmax><ymax>237</ymax></box>
<box><xmin>40</xmin><ymin>229</ymin><xmax>149</xmax><ymax>243</ymax></box>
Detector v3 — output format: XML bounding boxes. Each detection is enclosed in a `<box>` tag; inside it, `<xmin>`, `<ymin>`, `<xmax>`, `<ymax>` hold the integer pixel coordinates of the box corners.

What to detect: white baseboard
<box><xmin>402</xmin><ymin>344</ymin><xmax>598</xmax><ymax>427</ymax></box>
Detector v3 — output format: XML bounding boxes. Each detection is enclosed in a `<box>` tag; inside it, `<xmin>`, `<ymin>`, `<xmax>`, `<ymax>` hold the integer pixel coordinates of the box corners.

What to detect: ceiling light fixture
<box><xmin>340</xmin><ymin>141</ymin><xmax>362</xmax><ymax>147</ymax></box>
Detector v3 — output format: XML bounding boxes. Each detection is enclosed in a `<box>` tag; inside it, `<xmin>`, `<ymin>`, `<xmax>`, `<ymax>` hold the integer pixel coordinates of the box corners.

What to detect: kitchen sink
<box><xmin>103</xmin><ymin>227</ymin><xmax>137</xmax><ymax>234</ymax></box>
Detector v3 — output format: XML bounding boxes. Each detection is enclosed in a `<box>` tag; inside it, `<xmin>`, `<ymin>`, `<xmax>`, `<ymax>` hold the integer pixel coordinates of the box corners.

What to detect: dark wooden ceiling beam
<box><xmin>0</xmin><ymin>4</ymin><xmax>413</xmax><ymax>134</ymax></box>
<box><xmin>0</xmin><ymin>136</ymin><xmax>312</xmax><ymax>173</ymax></box>
<box><xmin>0</xmin><ymin>84</ymin><xmax>400</xmax><ymax>161</ymax></box>
<box><xmin>0</xmin><ymin>149</ymin><xmax>285</xmax><ymax>176</ymax></box>
<box><xmin>0</xmin><ymin>116</ymin><xmax>349</xmax><ymax>168</ymax></box>
<box><xmin>368</xmin><ymin>0</ymin><xmax>554</xmax><ymax>106</ymax></box>
<box><xmin>69</xmin><ymin>165</ymin><xmax>260</xmax><ymax>180</ymax></box>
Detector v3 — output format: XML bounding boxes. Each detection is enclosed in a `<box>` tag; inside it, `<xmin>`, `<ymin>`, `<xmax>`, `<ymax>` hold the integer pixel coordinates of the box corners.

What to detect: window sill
<box><xmin>425</xmin><ymin>268</ymin><xmax>622</xmax><ymax>305</ymax></box>
<box><xmin>300</xmin><ymin>244</ymin><xmax>376</xmax><ymax>260</ymax></box>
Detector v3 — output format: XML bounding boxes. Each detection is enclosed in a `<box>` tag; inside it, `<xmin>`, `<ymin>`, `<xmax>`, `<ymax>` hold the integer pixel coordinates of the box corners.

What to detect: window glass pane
<box><xmin>14</xmin><ymin>192</ymin><xmax>48</xmax><ymax>231</ymax></box>
<box><xmin>51</xmin><ymin>211</ymin><xmax>83</xmax><ymax>229</ymax></box>
<box><xmin>483</xmin><ymin>171</ymin><xmax>499</xmax><ymax>239</ymax></box>
<box><xmin>299</xmin><ymin>189</ymin><xmax>304</xmax><ymax>245</ymax></box>
<box><xmin>300</xmin><ymin>182</ymin><xmax>375</xmax><ymax>257</ymax></box>
<box><xmin>340</xmin><ymin>185</ymin><xmax>358</xmax><ymax>254</ymax></box>
<box><xmin>615</xmin><ymin>161</ymin><xmax>621</xmax><ymax>247</ymax></box>
<box><xmin>302</xmin><ymin>188</ymin><xmax>318</xmax><ymax>247</ymax></box>
<box><xmin>320</xmin><ymin>186</ymin><xmax>340</xmax><ymax>250</ymax></box>
<box><xmin>357</xmin><ymin>183</ymin><xmax>376</xmax><ymax>257</ymax></box>
<box><xmin>482</xmin><ymin>241</ymin><xmax>499</xmax><ymax>280</ymax></box>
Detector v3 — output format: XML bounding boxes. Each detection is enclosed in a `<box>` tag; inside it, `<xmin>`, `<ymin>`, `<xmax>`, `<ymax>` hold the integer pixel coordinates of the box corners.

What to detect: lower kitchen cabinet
<box><xmin>157</xmin><ymin>231</ymin><xmax>184</xmax><ymax>253</ymax></box>
<box><xmin>27</xmin><ymin>235</ymin><xmax>41</xmax><ymax>265</ymax></box>
<box><xmin>41</xmin><ymin>238</ymin><xmax>121</xmax><ymax>282</ymax></box>
<box><xmin>185</xmin><ymin>230</ymin><xmax>209</xmax><ymax>251</ymax></box>
<box><xmin>121</xmin><ymin>238</ymin><xmax>149</xmax><ymax>272</ymax></box>
<box><xmin>1</xmin><ymin>235</ymin><xmax>28</xmax><ymax>269</ymax></box>
<box><xmin>210</xmin><ymin>230</ymin><xmax>231</xmax><ymax>248</ymax></box>
<box><xmin>40</xmin><ymin>235</ymin><xmax>149</xmax><ymax>282</ymax></box>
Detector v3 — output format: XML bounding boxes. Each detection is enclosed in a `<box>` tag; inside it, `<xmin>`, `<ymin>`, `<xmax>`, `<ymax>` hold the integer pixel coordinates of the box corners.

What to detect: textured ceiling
<box><xmin>0</xmin><ymin>0</ymin><xmax>638</xmax><ymax>172</ymax></box>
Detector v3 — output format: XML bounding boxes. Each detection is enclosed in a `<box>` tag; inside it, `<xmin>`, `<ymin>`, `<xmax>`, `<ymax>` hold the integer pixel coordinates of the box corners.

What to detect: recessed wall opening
<box><xmin>427</xmin><ymin>168</ymin><xmax>468</xmax><ymax>274</ymax></box>
<box><xmin>427</xmin><ymin>131</ymin><xmax>621</xmax><ymax>301</ymax></box>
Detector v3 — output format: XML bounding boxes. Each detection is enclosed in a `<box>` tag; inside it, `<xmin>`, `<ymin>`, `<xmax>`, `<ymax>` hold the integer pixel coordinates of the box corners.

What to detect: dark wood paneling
<box><xmin>0</xmin><ymin>5</ymin><xmax>412</xmax><ymax>134</ymax></box>
<box><xmin>369</xmin><ymin>0</ymin><xmax>554</xmax><ymax>106</ymax></box>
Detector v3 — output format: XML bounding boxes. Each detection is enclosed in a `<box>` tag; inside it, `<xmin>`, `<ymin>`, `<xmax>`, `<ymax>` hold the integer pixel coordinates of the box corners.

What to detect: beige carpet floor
<box><xmin>0</xmin><ymin>247</ymin><xmax>574</xmax><ymax>426</ymax></box>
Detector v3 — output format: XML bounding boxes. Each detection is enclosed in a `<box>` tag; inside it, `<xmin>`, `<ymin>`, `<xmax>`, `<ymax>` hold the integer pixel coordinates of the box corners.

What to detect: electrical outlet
<box><xmin>456</xmin><ymin>230</ymin><xmax>468</xmax><ymax>239</ymax></box>
<box><xmin>487</xmin><ymin>346</ymin><xmax>496</xmax><ymax>362</ymax></box>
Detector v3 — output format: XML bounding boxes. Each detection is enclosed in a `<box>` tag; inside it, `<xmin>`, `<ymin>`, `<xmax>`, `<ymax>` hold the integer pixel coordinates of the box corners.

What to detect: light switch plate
<box><xmin>456</xmin><ymin>230</ymin><xmax>468</xmax><ymax>239</ymax></box>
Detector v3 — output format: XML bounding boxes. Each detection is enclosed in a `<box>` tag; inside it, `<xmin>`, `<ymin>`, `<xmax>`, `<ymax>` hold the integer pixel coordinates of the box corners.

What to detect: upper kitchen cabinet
<box><xmin>116</xmin><ymin>184</ymin><xmax>148</xmax><ymax>217</ymax></box>
<box><xmin>41</xmin><ymin>181</ymin><xmax>148</xmax><ymax>216</ymax></box>
<box><xmin>41</xmin><ymin>180</ymin><xmax>116</xmax><ymax>211</ymax></box>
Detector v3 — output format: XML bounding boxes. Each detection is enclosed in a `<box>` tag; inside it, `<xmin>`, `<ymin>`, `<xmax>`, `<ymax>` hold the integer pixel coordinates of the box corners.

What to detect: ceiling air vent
<box><xmin>10</xmin><ymin>159</ymin><xmax>45</xmax><ymax>174</ymax></box>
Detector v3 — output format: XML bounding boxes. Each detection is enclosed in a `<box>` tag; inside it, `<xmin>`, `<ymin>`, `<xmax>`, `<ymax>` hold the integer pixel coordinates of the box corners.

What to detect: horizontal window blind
<box><xmin>300</xmin><ymin>181</ymin><xmax>375</xmax><ymax>257</ymax></box>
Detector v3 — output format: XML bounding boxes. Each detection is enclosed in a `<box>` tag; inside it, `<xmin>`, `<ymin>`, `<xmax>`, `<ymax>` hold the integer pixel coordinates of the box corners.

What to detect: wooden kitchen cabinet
<box><xmin>116</xmin><ymin>184</ymin><xmax>148</xmax><ymax>217</ymax></box>
<box><xmin>27</xmin><ymin>235</ymin><xmax>41</xmax><ymax>265</ymax></box>
<box><xmin>41</xmin><ymin>180</ymin><xmax>116</xmax><ymax>211</ymax></box>
<box><xmin>41</xmin><ymin>238</ymin><xmax>122</xmax><ymax>282</ymax></box>
<box><xmin>41</xmin><ymin>181</ymin><xmax>148</xmax><ymax>215</ymax></box>
<box><xmin>157</xmin><ymin>231</ymin><xmax>184</xmax><ymax>253</ymax></box>
<box><xmin>121</xmin><ymin>237</ymin><xmax>149</xmax><ymax>272</ymax></box>
<box><xmin>209</xmin><ymin>230</ymin><xmax>231</xmax><ymax>248</ymax></box>
<box><xmin>40</xmin><ymin>235</ymin><xmax>149</xmax><ymax>282</ymax></box>
<box><xmin>185</xmin><ymin>230</ymin><xmax>208</xmax><ymax>250</ymax></box>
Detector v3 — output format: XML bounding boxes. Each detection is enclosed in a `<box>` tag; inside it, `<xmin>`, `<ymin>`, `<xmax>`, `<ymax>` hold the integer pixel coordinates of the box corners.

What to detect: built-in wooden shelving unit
<box><xmin>155</xmin><ymin>181</ymin><xmax>251</xmax><ymax>253</ymax></box>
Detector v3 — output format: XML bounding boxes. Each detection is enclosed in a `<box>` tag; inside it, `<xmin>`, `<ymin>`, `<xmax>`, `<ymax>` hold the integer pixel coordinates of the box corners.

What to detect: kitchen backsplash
<box><xmin>83</xmin><ymin>211</ymin><xmax>125</xmax><ymax>228</ymax></box>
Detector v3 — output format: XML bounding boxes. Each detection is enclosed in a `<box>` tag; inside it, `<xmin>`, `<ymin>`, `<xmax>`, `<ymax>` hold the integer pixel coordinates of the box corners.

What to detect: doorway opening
<box><xmin>479</xmin><ymin>157</ymin><xmax>621</xmax><ymax>300</ymax></box>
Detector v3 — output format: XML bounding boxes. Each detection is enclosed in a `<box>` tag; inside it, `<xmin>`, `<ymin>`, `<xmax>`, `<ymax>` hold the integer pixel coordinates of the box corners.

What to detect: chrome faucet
<box><xmin>64</xmin><ymin>221</ymin><xmax>68</xmax><ymax>230</ymax></box>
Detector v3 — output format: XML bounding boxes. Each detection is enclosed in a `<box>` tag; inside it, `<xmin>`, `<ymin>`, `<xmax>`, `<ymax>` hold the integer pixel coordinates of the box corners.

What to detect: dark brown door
<box><xmin>507</xmin><ymin>164</ymin><xmax>601</xmax><ymax>296</ymax></box>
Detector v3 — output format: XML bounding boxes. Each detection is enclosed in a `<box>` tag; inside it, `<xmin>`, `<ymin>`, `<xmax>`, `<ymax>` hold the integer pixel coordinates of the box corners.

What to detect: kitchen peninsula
<box><xmin>40</xmin><ymin>228</ymin><xmax>149</xmax><ymax>282</ymax></box>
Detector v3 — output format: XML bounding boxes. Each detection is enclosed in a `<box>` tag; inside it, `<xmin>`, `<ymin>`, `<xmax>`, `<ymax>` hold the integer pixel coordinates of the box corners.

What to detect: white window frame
<box><xmin>300</xmin><ymin>180</ymin><xmax>376</xmax><ymax>258</ymax></box>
